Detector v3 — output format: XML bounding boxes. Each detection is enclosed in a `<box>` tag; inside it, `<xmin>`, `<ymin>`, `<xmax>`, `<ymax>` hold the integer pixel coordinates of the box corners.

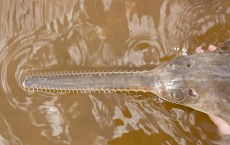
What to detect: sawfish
<box><xmin>21</xmin><ymin>43</ymin><xmax>230</xmax><ymax>127</ymax></box>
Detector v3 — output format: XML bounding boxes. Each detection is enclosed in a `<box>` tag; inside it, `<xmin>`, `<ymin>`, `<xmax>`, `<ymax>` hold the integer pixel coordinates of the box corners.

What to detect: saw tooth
<box><xmin>33</xmin><ymin>86</ymin><xmax>38</xmax><ymax>92</ymax></box>
<box><xmin>58</xmin><ymin>88</ymin><xmax>62</xmax><ymax>93</ymax></box>
<box><xmin>28</xmin><ymin>87</ymin><xmax>33</xmax><ymax>92</ymax></box>
<box><xmin>83</xmin><ymin>88</ymin><xmax>87</xmax><ymax>93</ymax></box>
<box><xmin>118</xmin><ymin>89</ymin><xmax>122</xmax><ymax>93</ymax></box>
<box><xmin>111</xmin><ymin>89</ymin><xmax>116</xmax><ymax>93</ymax></box>
<box><xmin>46</xmin><ymin>88</ymin><xmax>50</xmax><ymax>92</ymax></box>
<box><xmin>38</xmin><ymin>87</ymin><xmax>43</xmax><ymax>92</ymax></box>
<box><xmin>57</xmin><ymin>89</ymin><xmax>62</xmax><ymax>93</ymax></box>
<box><xmin>28</xmin><ymin>88</ymin><xmax>32</xmax><ymax>92</ymax></box>
<box><xmin>86</xmin><ymin>88</ymin><xmax>90</xmax><ymax>93</ymax></box>
<box><xmin>106</xmin><ymin>89</ymin><xmax>111</xmax><ymax>93</ymax></box>
<box><xmin>63</xmin><ymin>89</ymin><xmax>67</xmax><ymax>93</ymax></box>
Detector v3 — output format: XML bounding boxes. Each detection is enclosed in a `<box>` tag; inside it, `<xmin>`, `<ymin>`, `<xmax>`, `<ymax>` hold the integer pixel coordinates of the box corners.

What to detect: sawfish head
<box><xmin>152</xmin><ymin>55</ymin><xmax>203</xmax><ymax>106</ymax></box>
<box><xmin>151</xmin><ymin>51</ymin><xmax>230</xmax><ymax>119</ymax></box>
<box><xmin>151</xmin><ymin>49</ymin><xmax>230</xmax><ymax>132</ymax></box>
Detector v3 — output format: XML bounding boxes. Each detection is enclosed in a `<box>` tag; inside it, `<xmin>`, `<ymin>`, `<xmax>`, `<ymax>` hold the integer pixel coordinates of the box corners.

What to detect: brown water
<box><xmin>0</xmin><ymin>0</ymin><xmax>230</xmax><ymax>144</ymax></box>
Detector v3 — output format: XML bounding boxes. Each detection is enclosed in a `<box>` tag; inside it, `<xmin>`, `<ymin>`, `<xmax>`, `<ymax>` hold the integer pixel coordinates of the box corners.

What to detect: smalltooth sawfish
<box><xmin>22</xmin><ymin>42</ymin><xmax>230</xmax><ymax>126</ymax></box>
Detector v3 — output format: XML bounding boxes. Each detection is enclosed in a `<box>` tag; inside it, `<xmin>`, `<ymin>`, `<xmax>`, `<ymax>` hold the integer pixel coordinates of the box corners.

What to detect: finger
<box><xmin>209</xmin><ymin>114</ymin><xmax>230</xmax><ymax>135</ymax></box>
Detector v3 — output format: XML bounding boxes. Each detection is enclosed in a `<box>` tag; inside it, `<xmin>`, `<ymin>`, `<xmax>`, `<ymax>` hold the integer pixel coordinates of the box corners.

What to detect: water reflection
<box><xmin>0</xmin><ymin>0</ymin><xmax>229</xmax><ymax>144</ymax></box>
<box><xmin>125</xmin><ymin>14</ymin><xmax>162</xmax><ymax>66</ymax></box>
<box><xmin>29</xmin><ymin>105</ymin><xmax>71</xmax><ymax>144</ymax></box>
<box><xmin>159</xmin><ymin>0</ymin><xmax>230</xmax><ymax>54</ymax></box>
<box><xmin>0</xmin><ymin>114</ymin><xmax>23</xmax><ymax>145</ymax></box>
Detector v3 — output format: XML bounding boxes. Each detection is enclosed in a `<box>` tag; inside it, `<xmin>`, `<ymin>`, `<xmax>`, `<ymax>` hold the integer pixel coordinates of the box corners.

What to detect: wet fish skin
<box><xmin>22</xmin><ymin>51</ymin><xmax>230</xmax><ymax>125</ymax></box>
<box><xmin>22</xmin><ymin>70</ymin><xmax>153</xmax><ymax>93</ymax></box>
<box><xmin>150</xmin><ymin>51</ymin><xmax>230</xmax><ymax>125</ymax></box>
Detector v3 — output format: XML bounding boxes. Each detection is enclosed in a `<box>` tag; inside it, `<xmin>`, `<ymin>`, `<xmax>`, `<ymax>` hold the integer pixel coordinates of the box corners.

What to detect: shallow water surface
<box><xmin>0</xmin><ymin>0</ymin><xmax>230</xmax><ymax>145</ymax></box>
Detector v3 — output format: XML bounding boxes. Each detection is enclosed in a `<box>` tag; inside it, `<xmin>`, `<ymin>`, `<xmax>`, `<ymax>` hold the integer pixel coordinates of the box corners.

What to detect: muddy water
<box><xmin>0</xmin><ymin>0</ymin><xmax>230</xmax><ymax>144</ymax></box>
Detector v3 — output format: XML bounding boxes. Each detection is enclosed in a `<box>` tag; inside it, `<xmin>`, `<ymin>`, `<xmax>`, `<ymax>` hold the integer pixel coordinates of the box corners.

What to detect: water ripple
<box><xmin>0</xmin><ymin>24</ymin><xmax>73</xmax><ymax>144</ymax></box>
<box><xmin>0</xmin><ymin>0</ymin><xmax>229</xmax><ymax>144</ymax></box>
<box><xmin>159</xmin><ymin>0</ymin><xmax>230</xmax><ymax>55</ymax></box>
<box><xmin>0</xmin><ymin>114</ymin><xmax>23</xmax><ymax>145</ymax></box>
<box><xmin>124</xmin><ymin>14</ymin><xmax>163</xmax><ymax>66</ymax></box>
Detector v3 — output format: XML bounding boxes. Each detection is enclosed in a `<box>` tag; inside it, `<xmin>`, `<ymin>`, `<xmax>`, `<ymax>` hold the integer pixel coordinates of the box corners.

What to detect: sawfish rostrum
<box><xmin>22</xmin><ymin>51</ymin><xmax>230</xmax><ymax>125</ymax></box>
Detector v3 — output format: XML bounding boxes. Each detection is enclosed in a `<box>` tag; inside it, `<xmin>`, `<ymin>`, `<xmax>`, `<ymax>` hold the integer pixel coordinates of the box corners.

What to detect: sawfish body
<box><xmin>22</xmin><ymin>50</ymin><xmax>230</xmax><ymax>126</ymax></box>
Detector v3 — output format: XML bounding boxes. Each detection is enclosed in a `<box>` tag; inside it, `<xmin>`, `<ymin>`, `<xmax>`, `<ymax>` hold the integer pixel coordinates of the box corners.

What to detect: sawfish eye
<box><xmin>171</xmin><ymin>90</ymin><xmax>185</xmax><ymax>102</ymax></box>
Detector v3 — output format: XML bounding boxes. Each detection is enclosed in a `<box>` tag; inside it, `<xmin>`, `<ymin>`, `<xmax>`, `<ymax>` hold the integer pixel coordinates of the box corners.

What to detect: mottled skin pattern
<box><xmin>22</xmin><ymin>43</ymin><xmax>230</xmax><ymax>127</ymax></box>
